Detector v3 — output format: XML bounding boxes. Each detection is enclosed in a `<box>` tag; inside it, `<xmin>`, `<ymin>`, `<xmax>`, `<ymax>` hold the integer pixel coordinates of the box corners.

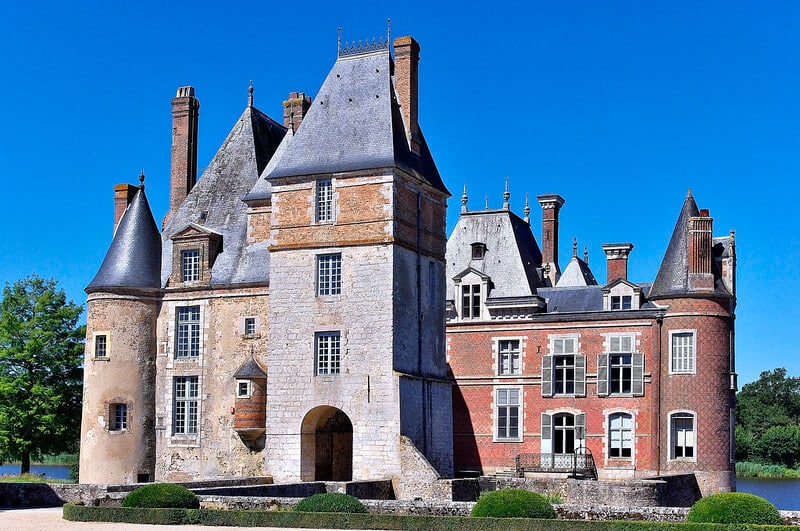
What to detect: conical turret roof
<box><xmin>86</xmin><ymin>185</ymin><xmax>162</xmax><ymax>292</ymax></box>
<box><xmin>649</xmin><ymin>191</ymin><xmax>699</xmax><ymax>299</ymax></box>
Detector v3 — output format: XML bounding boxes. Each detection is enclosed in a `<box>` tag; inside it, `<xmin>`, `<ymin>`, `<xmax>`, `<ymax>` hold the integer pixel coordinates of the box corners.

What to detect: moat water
<box><xmin>1</xmin><ymin>465</ymin><xmax>798</xmax><ymax>510</ymax></box>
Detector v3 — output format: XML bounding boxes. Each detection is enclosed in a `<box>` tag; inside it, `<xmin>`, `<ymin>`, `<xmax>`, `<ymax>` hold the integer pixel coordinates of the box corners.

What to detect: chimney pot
<box><xmin>283</xmin><ymin>92</ymin><xmax>312</xmax><ymax>133</ymax></box>
<box><xmin>602</xmin><ymin>243</ymin><xmax>634</xmax><ymax>283</ymax></box>
<box><xmin>537</xmin><ymin>194</ymin><xmax>566</xmax><ymax>286</ymax></box>
<box><xmin>114</xmin><ymin>183</ymin><xmax>139</xmax><ymax>232</ymax></box>
<box><xmin>393</xmin><ymin>36</ymin><xmax>421</xmax><ymax>154</ymax></box>
<box><xmin>165</xmin><ymin>86</ymin><xmax>199</xmax><ymax>228</ymax></box>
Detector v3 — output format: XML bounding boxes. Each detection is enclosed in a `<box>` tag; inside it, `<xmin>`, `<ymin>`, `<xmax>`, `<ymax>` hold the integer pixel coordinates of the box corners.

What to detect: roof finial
<box><xmin>485</xmin><ymin>195</ymin><xmax>489</xmax><ymax>210</ymax></box>
<box><xmin>461</xmin><ymin>183</ymin><xmax>468</xmax><ymax>214</ymax></box>
<box><xmin>248</xmin><ymin>80</ymin><xmax>254</xmax><ymax>107</ymax></box>
<box><xmin>338</xmin><ymin>27</ymin><xmax>342</xmax><ymax>54</ymax></box>
<box><xmin>584</xmin><ymin>246</ymin><xmax>589</xmax><ymax>264</ymax></box>
<box><xmin>387</xmin><ymin>18</ymin><xmax>391</xmax><ymax>44</ymax></box>
<box><xmin>139</xmin><ymin>170</ymin><xmax>145</xmax><ymax>190</ymax></box>
<box><xmin>573</xmin><ymin>237</ymin><xmax>578</xmax><ymax>257</ymax></box>
<box><xmin>687</xmin><ymin>187</ymin><xmax>693</xmax><ymax>198</ymax></box>
<box><xmin>503</xmin><ymin>176</ymin><xmax>510</xmax><ymax>210</ymax></box>
<box><xmin>523</xmin><ymin>192</ymin><xmax>531</xmax><ymax>224</ymax></box>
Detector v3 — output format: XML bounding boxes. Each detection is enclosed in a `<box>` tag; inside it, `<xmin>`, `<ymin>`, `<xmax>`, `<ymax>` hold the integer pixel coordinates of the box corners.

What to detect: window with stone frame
<box><xmin>173</xmin><ymin>376</ymin><xmax>199</xmax><ymax>435</ymax></box>
<box><xmin>94</xmin><ymin>333</ymin><xmax>108</xmax><ymax>358</ymax></box>
<box><xmin>461</xmin><ymin>283</ymin><xmax>481</xmax><ymax>319</ymax></box>
<box><xmin>542</xmin><ymin>336</ymin><xmax>586</xmax><ymax>397</ymax></box>
<box><xmin>244</xmin><ymin>317</ymin><xmax>256</xmax><ymax>336</ymax></box>
<box><xmin>670</xmin><ymin>412</ymin><xmax>695</xmax><ymax>460</ymax></box>
<box><xmin>181</xmin><ymin>249</ymin><xmax>201</xmax><ymax>282</ymax></box>
<box><xmin>110</xmin><ymin>403</ymin><xmax>127</xmax><ymax>431</ymax></box>
<box><xmin>497</xmin><ymin>339</ymin><xmax>521</xmax><ymax>375</ymax></box>
<box><xmin>495</xmin><ymin>388</ymin><xmax>520</xmax><ymax>440</ymax></box>
<box><xmin>611</xmin><ymin>295</ymin><xmax>632</xmax><ymax>310</ymax></box>
<box><xmin>317</xmin><ymin>253</ymin><xmax>342</xmax><ymax>296</ymax></box>
<box><xmin>316</xmin><ymin>179</ymin><xmax>334</xmax><ymax>222</ymax></box>
<box><xmin>236</xmin><ymin>380</ymin><xmax>252</xmax><ymax>398</ymax></box>
<box><xmin>608</xmin><ymin>412</ymin><xmax>633</xmax><ymax>458</ymax></box>
<box><xmin>176</xmin><ymin>306</ymin><xmax>201</xmax><ymax>358</ymax></box>
<box><xmin>315</xmin><ymin>332</ymin><xmax>341</xmax><ymax>375</ymax></box>
<box><xmin>670</xmin><ymin>330</ymin><xmax>696</xmax><ymax>374</ymax></box>
<box><xmin>598</xmin><ymin>335</ymin><xmax>644</xmax><ymax>397</ymax></box>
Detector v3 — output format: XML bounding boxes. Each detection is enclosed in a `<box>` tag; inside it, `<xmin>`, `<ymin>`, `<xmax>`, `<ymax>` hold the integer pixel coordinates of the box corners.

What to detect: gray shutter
<box><xmin>541</xmin><ymin>355</ymin><xmax>552</xmax><ymax>397</ymax></box>
<box><xmin>541</xmin><ymin>413</ymin><xmax>552</xmax><ymax>439</ymax></box>
<box><xmin>632</xmin><ymin>353</ymin><xmax>645</xmax><ymax>396</ymax></box>
<box><xmin>575</xmin><ymin>413</ymin><xmax>586</xmax><ymax>441</ymax></box>
<box><xmin>597</xmin><ymin>354</ymin><xmax>608</xmax><ymax>397</ymax></box>
<box><xmin>575</xmin><ymin>354</ymin><xmax>586</xmax><ymax>397</ymax></box>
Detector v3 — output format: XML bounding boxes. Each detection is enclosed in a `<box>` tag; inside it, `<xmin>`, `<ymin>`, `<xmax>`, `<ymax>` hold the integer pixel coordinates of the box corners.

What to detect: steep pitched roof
<box><xmin>86</xmin><ymin>186</ymin><xmax>161</xmax><ymax>292</ymax></box>
<box><xmin>264</xmin><ymin>48</ymin><xmax>447</xmax><ymax>194</ymax></box>
<box><xmin>233</xmin><ymin>355</ymin><xmax>267</xmax><ymax>379</ymax></box>
<box><xmin>162</xmin><ymin>105</ymin><xmax>286</xmax><ymax>286</ymax></box>
<box><xmin>445</xmin><ymin>209</ymin><xmax>543</xmax><ymax>300</ymax></box>
<box><xmin>556</xmin><ymin>255</ymin><xmax>598</xmax><ymax>287</ymax></box>
<box><xmin>649</xmin><ymin>191</ymin><xmax>700</xmax><ymax>298</ymax></box>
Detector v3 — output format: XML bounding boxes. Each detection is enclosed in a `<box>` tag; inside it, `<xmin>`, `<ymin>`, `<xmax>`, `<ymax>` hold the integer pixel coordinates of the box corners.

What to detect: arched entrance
<box><xmin>300</xmin><ymin>406</ymin><xmax>353</xmax><ymax>481</ymax></box>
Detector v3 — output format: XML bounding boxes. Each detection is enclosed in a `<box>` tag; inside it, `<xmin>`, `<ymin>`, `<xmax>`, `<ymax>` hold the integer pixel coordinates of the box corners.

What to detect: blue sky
<box><xmin>1</xmin><ymin>1</ymin><xmax>797</xmax><ymax>386</ymax></box>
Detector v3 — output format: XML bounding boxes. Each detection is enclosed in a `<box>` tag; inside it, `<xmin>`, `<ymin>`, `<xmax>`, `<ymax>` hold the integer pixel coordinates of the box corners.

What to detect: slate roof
<box><xmin>556</xmin><ymin>255</ymin><xmax>598</xmax><ymax>287</ymax></box>
<box><xmin>538</xmin><ymin>286</ymin><xmax>604</xmax><ymax>313</ymax></box>
<box><xmin>649</xmin><ymin>191</ymin><xmax>732</xmax><ymax>299</ymax></box>
<box><xmin>86</xmin><ymin>186</ymin><xmax>162</xmax><ymax>292</ymax></box>
<box><xmin>264</xmin><ymin>49</ymin><xmax>448</xmax><ymax>195</ymax></box>
<box><xmin>445</xmin><ymin>209</ymin><xmax>543</xmax><ymax>300</ymax></box>
<box><xmin>162</xmin><ymin>105</ymin><xmax>286</xmax><ymax>287</ymax></box>
<box><xmin>233</xmin><ymin>355</ymin><xmax>267</xmax><ymax>379</ymax></box>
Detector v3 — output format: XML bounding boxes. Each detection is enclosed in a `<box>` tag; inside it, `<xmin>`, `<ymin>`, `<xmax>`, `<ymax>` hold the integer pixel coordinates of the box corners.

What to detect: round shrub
<box><xmin>293</xmin><ymin>492</ymin><xmax>367</xmax><ymax>513</ymax></box>
<box><xmin>122</xmin><ymin>483</ymin><xmax>200</xmax><ymax>509</ymax></box>
<box><xmin>471</xmin><ymin>488</ymin><xmax>555</xmax><ymax>519</ymax></box>
<box><xmin>687</xmin><ymin>492</ymin><xmax>781</xmax><ymax>525</ymax></box>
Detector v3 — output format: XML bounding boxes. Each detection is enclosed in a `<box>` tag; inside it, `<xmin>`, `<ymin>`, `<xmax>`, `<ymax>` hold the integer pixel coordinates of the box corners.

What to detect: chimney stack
<box><xmin>166</xmin><ymin>86</ymin><xmax>199</xmax><ymax>227</ymax></box>
<box><xmin>537</xmin><ymin>194</ymin><xmax>566</xmax><ymax>286</ymax></box>
<box><xmin>393</xmin><ymin>36</ymin><xmax>421</xmax><ymax>154</ymax></box>
<box><xmin>283</xmin><ymin>92</ymin><xmax>312</xmax><ymax>133</ymax></box>
<box><xmin>114</xmin><ymin>184</ymin><xmax>139</xmax><ymax>232</ymax></box>
<box><xmin>688</xmin><ymin>209</ymin><xmax>714</xmax><ymax>291</ymax></box>
<box><xmin>602</xmin><ymin>243</ymin><xmax>634</xmax><ymax>283</ymax></box>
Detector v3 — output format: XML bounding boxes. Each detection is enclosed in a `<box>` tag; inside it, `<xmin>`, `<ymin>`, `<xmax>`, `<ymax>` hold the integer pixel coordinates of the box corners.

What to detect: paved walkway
<box><xmin>0</xmin><ymin>507</ymin><xmax>343</xmax><ymax>531</ymax></box>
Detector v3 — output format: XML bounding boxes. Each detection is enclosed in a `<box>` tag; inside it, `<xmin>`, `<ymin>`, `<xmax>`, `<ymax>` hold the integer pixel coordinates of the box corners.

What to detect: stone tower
<box><xmin>649</xmin><ymin>190</ymin><xmax>737</xmax><ymax>494</ymax></box>
<box><xmin>80</xmin><ymin>179</ymin><xmax>162</xmax><ymax>484</ymax></box>
<box><xmin>262</xmin><ymin>36</ymin><xmax>453</xmax><ymax>487</ymax></box>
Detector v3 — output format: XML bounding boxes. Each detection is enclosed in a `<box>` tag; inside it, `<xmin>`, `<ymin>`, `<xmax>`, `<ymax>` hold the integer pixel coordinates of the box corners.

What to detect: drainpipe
<box><xmin>656</xmin><ymin>314</ymin><xmax>663</xmax><ymax>476</ymax></box>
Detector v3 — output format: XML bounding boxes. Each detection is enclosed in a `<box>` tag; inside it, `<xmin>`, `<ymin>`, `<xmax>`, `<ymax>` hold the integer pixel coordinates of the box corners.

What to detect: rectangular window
<box><xmin>244</xmin><ymin>317</ymin><xmax>256</xmax><ymax>335</ymax></box>
<box><xmin>461</xmin><ymin>284</ymin><xmax>481</xmax><ymax>319</ymax></box>
<box><xmin>671</xmin><ymin>413</ymin><xmax>695</xmax><ymax>459</ymax></box>
<box><xmin>498</xmin><ymin>339</ymin><xmax>521</xmax><ymax>375</ymax></box>
<box><xmin>173</xmin><ymin>376</ymin><xmax>199</xmax><ymax>435</ymax></box>
<box><xmin>176</xmin><ymin>306</ymin><xmax>201</xmax><ymax>358</ymax></box>
<box><xmin>110</xmin><ymin>403</ymin><xmax>127</xmax><ymax>431</ymax></box>
<box><xmin>317</xmin><ymin>254</ymin><xmax>342</xmax><ymax>296</ymax></box>
<box><xmin>611</xmin><ymin>295</ymin><xmax>632</xmax><ymax>310</ymax></box>
<box><xmin>181</xmin><ymin>249</ymin><xmax>201</xmax><ymax>282</ymax></box>
<box><xmin>609</xmin><ymin>336</ymin><xmax>633</xmax><ymax>394</ymax></box>
<box><xmin>609</xmin><ymin>413</ymin><xmax>633</xmax><ymax>458</ymax></box>
<box><xmin>94</xmin><ymin>334</ymin><xmax>108</xmax><ymax>358</ymax></box>
<box><xmin>496</xmin><ymin>388</ymin><xmax>520</xmax><ymax>439</ymax></box>
<box><xmin>315</xmin><ymin>332</ymin><xmax>341</xmax><ymax>375</ymax></box>
<box><xmin>236</xmin><ymin>380</ymin><xmax>251</xmax><ymax>398</ymax></box>
<box><xmin>553</xmin><ymin>355</ymin><xmax>575</xmax><ymax>394</ymax></box>
<box><xmin>316</xmin><ymin>179</ymin><xmax>333</xmax><ymax>222</ymax></box>
<box><xmin>671</xmin><ymin>331</ymin><xmax>695</xmax><ymax>373</ymax></box>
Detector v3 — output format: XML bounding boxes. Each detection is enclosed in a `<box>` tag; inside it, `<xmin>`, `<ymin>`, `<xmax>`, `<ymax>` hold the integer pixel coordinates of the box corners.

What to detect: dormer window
<box><xmin>181</xmin><ymin>249</ymin><xmax>200</xmax><ymax>282</ymax></box>
<box><xmin>462</xmin><ymin>284</ymin><xmax>481</xmax><ymax>319</ymax></box>
<box><xmin>170</xmin><ymin>224</ymin><xmax>222</xmax><ymax>286</ymax></box>
<box><xmin>471</xmin><ymin>242</ymin><xmax>487</xmax><ymax>260</ymax></box>
<box><xmin>602</xmin><ymin>278</ymin><xmax>642</xmax><ymax>311</ymax></box>
<box><xmin>452</xmin><ymin>268</ymin><xmax>490</xmax><ymax>321</ymax></box>
<box><xmin>611</xmin><ymin>295</ymin><xmax>632</xmax><ymax>310</ymax></box>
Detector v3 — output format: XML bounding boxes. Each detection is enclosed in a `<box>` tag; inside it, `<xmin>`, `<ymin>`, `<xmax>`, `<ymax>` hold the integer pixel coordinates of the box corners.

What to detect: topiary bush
<box><xmin>121</xmin><ymin>483</ymin><xmax>199</xmax><ymax>509</ymax></box>
<box><xmin>292</xmin><ymin>492</ymin><xmax>367</xmax><ymax>513</ymax></box>
<box><xmin>471</xmin><ymin>488</ymin><xmax>555</xmax><ymax>519</ymax></box>
<box><xmin>686</xmin><ymin>492</ymin><xmax>782</xmax><ymax>525</ymax></box>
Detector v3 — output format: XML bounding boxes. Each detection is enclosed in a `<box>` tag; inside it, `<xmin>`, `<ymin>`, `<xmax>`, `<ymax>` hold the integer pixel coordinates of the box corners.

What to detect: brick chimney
<box><xmin>393</xmin><ymin>36</ymin><xmax>421</xmax><ymax>154</ymax></box>
<box><xmin>165</xmin><ymin>86</ymin><xmax>199</xmax><ymax>227</ymax></box>
<box><xmin>688</xmin><ymin>209</ymin><xmax>714</xmax><ymax>291</ymax></box>
<box><xmin>537</xmin><ymin>194</ymin><xmax>566</xmax><ymax>286</ymax></box>
<box><xmin>602</xmin><ymin>243</ymin><xmax>634</xmax><ymax>283</ymax></box>
<box><xmin>114</xmin><ymin>184</ymin><xmax>139</xmax><ymax>231</ymax></box>
<box><xmin>283</xmin><ymin>92</ymin><xmax>312</xmax><ymax>133</ymax></box>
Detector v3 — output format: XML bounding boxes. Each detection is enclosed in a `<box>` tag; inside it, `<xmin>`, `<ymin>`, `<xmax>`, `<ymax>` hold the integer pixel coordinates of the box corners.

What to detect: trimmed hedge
<box><xmin>121</xmin><ymin>483</ymin><xmax>200</xmax><ymax>509</ymax></box>
<box><xmin>687</xmin><ymin>492</ymin><xmax>782</xmax><ymax>525</ymax></box>
<box><xmin>62</xmin><ymin>504</ymin><xmax>787</xmax><ymax>530</ymax></box>
<box><xmin>293</xmin><ymin>492</ymin><xmax>367</xmax><ymax>513</ymax></box>
<box><xmin>472</xmin><ymin>489</ymin><xmax>555</xmax><ymax>519</ymax></box>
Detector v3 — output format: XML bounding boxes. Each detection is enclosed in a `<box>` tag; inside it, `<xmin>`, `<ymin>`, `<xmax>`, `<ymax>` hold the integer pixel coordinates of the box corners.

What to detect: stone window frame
<box><xmin>175</xmin><ymin>306</ymin><xmax>202</xmax><ymax>358</ymax></box>
<box><xmin>669</xmin><ymin>329</ymin><xmax>696</xmax><ymax>375</ymax></box>
<box><xmin>495</xmin><ymin>337</ymin><xmax>523</xmax><ymax>376</ymax></box>
<box><xmin>236</xmin><ymin>379</ymin><xmax>252</xmax><ymax>399</ymax></box>
<box><xmin>93</xmin><ymin>331</ymin><xmax>110</xmax><ymax>360</ymax></box>
<box><xmin>602</xmin><ymin>279</ymin><xmax>642</xmax><ymax>311</ymax></box>
<box><xmin>668</xmin><ymin>410</ymin><xmax>697</xmax><ymax>462</ymax></box>
<box><xmin>170</xmin><ymin>225</ymin><xmax>222</xmax><ymax>286</ymax></box>
<box><xmin>315</xmin><ymin>178</ymin><xmax>334</xmax><ymax>223</ymax></box>
<box><xmin>172</xmin><ymin>375</ymin><xmax>200</xmax><ymax>436</ymax></box>
<box><xmin>494</xmin><ymin>386</ymin><xmax>522</xmax><ymax>442</ymax></box>
<box><xmin>540</xmin><ymin>409</ymin><xmax>586</xmax><ymax>459</ymax></box>
<box><xmin>607</xmin><ymin>411</ymin><xmax>634</xmax><ymax>459</ymax></box>
<box><xmin>181</xmin><ymin>248</ymin><xmax>201</xmax><ymax>283</ymax></box>
<box><xmin>610</xmin><ymin>295</ymin><xmax>632</xmax><ymax>310</ymax></box>
<box><xmin>316</xmin><ymin>253</ymin><xmax>342</xmax><ymax>296</ymax></box>
<box><xmin>542</xmin><ymin>334</ymin><xmax>585</xmax><ymax>397</ymax></box>
<box><xmin>597</xmin><ymin>333</ymin><xmax>645</xmax><ymax>397</ymax></box>
<box><xmin>315</xmin><ymin>331</ymin><xmax>341</xmax><ymax>376</ymax></box>
<box><xmin>109</xmin><ymin>403</ymin><xmax>128</xmax><ymax>432</ymax></box>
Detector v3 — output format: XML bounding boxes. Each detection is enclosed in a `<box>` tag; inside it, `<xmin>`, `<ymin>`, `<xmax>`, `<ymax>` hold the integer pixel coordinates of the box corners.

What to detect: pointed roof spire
<box><xmin>87</xmin><ymin>184</ymin><xmax>162</xmax><ymax>293</ymax></box>
<box><xmin>584</xmin><ymin>246</ymin><xmax>589</xmax><ymax>264</ymax></box>
<box><xmin>503</xmin><ymin>176</ymin><xmax>510</xmax><ymax>210</ymax></box>
<box><xmin>461</xmin><ymin>182</ymin><xmax>468</xmax><ymax>213</ymax></box>
<box><xmin>649</xmin><ymin>192</ymin><xmax>700</xmax><ymax>299</ymax></box>
<box><xmin>523</xmin><ymin>192</ymin><xmax>531</xmax><ymax>224</ymax></box>
<box><xmin>572</xmin><ymin>237</ymin><xmax>578</xmax><ymax>257</ymax></box>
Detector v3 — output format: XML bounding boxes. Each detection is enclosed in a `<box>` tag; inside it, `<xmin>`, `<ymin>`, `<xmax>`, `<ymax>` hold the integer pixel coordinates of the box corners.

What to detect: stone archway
<box><xmin>300</xmin><ymin>406</ymin><xmax>353</xmax><ymax>481</ymax></box>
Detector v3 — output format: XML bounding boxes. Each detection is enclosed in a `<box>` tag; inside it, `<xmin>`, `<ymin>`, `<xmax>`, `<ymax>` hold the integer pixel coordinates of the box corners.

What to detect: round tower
<box><xmin>80</xmin><ymin>180</ymin><xmax>162</xmax><ymax>484</ymax></box>
<box><xmin>650</xmin><ymin>192</ymin><xmax>736</xmax><ymax>495</ymax></box>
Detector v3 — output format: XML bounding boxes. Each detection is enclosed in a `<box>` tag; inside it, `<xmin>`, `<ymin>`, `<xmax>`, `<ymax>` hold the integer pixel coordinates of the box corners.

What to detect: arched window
<box><xmin>670</xmin><ymin>411</ymin><xmax>696</xmax><ymax>460</ymax></box>
<box><xmin>608</xmin><ymin>413</ymin><xmax>633</xmax><ymax>458</ymax></box>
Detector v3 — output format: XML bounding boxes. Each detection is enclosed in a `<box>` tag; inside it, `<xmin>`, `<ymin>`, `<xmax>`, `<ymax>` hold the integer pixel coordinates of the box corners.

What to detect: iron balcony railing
<box><xmin>515</xmin><ymin>448</ymin><xmax>597</xmax><ymax>479</ymax></box>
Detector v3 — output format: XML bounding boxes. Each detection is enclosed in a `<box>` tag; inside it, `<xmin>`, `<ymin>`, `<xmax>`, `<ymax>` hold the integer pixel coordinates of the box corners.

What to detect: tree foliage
<box><xmin>0</xmin><ymin>275</ymin><xmax>84</xmax><ymax>473</ymax></box>
<box><xmin>736</xmin><ymin>367</ymin><xmax>800</xmax><ymax>467</ymax></box>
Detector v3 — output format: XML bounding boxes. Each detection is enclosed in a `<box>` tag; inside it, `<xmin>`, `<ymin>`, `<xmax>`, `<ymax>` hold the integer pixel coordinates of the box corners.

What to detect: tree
<box><xmin>0</xmin><ymin>275</ymin><xmax>84</xmax><ymax>474</ymax></box>
<box><xmin>736</xmin><ymin>368</ymin><xmax>800</xmax><ymax>440</ymax></box>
